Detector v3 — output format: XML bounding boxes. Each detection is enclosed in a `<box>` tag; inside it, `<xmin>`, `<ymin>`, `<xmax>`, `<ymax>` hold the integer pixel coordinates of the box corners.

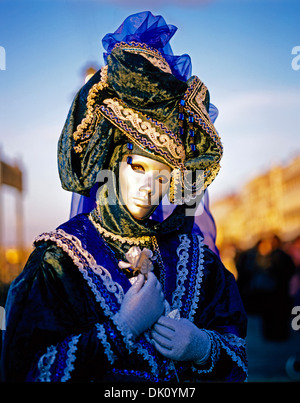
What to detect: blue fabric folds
<box><xmin>102</xmin><ymin>11</ymin><xmax>192</xmax><ymax>82</ymax></box>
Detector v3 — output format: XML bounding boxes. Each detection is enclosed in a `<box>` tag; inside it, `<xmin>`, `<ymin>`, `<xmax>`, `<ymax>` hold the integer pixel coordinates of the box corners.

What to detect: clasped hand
<box><xmin>117</xmin><ymin>272</ymin><xmax>165</xmax><ymax>339</ymax></box>
<box><xmin>151</xmin><ymin>316</ymin><xmax>211</xmax><ymax>362</ymax></box>
<box><xmin>118</xmin><ymin>273</ymin><xmax>211</xmax><ymax>363</ymax></box>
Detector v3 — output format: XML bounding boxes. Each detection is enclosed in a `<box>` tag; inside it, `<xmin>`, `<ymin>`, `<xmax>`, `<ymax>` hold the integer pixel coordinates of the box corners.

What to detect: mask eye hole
<box><xmin>131</xmin><ymin>163</ymin><xmax>145</xmax><ymax>174</ymax></box>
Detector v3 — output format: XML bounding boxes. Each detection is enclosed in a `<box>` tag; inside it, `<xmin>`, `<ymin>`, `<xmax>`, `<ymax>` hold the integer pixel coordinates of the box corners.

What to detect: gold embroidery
<box><xmin>113</xmin><ymin>41</ymin><xmax>172</xmax><ymax>75</ymax></box>
<box><xmin>102</xmin><ymin>98</ymin><xmax>185</xmax><ymax>162</ymax></box>
<box><xmin>88</xmin><ymin>209</ymin><xmax>153</xmax><ymax>246</ymax></box>
<box><xmin>73</xmin><ymin>66</ymin><xmax>109</xmax><ymax>153</ymax></box>
<box><xmin>139</xmin><ymin>53</ymin><xmax>172</xmax><ymax>74</ymax></box>
<box><xmin>184</xmin><ymin>77</ymin><xmax>223</xmax><ymax>157</ymax></box>
<box><xmin>195</xmin><ymin>83</ymin><xmax>209</xmax><ymax>118</ymax></box>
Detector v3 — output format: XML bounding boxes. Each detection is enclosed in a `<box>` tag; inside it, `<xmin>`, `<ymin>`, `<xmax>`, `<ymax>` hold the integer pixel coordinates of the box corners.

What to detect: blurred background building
<box><xmin>0</xmin><ymin>149</ymin><xmax>26</xmax><ymax>306</ymax></box>
<box><xmin>211</xmin><ymin>154</ymin><xmax>300</xmax><ymax>250</ymax></box>
<box><xmin>211</xmin><ymin>154</ymin><xmax>300</xmax><ymax>281</ymax></box>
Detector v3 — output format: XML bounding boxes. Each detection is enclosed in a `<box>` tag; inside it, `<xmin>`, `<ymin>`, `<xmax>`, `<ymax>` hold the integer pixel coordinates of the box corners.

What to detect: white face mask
<box><xmin>119</xmin><ymin>154</ymin><xmax>171</xmax><ymax>220</ymax></box>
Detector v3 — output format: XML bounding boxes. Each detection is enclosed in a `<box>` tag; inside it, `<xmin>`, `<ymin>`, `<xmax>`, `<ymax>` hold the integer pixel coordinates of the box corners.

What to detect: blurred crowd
<box><xmin>225</xmin><ymin>234</ymin><xmax>300</xmax><ymax>341</ymax></box>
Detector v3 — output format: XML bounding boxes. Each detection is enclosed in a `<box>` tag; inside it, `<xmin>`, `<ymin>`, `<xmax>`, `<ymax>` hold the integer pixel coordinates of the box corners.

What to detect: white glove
<box><xmin>114</xmin><ymin>272</ymin><xmax>165</xmax><ymax>339</ymax></box>
<box><xmin>151</xmin><ymin>316</ymin><xmax>211</xmax><ymax>363</ymax></box>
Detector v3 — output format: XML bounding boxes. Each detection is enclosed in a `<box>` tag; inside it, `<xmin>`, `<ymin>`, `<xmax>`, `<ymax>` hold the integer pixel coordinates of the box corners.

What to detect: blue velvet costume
<box><xmin>1</xmin><ymin>12</ymin><xmax>247</xmax><ymax>382</ymax></box>
<box><xmin>2</xmin><ymin>214</ymin><xmax>247</xmax><ymax>381</ymax></box>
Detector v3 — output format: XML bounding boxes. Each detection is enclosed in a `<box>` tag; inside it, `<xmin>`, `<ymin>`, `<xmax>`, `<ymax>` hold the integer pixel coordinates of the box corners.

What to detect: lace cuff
<box><xmin>111</xmin><ymin>312</ymin><xmax>135</xmax><ymax>349</ymax></box>
<box><xmin>191</xmin><ymin>329</ymin><xmax>217</xmax><ymax>374</ymax></box>
<box><xmin>193</xmin><ymin>330</ymin><xmax>212</xmax><ymax>366</ymax></box>
<box><xmin>191</xmin><ymin>330</ymin><xmax>248</xmax><ymax>379</ymax></box>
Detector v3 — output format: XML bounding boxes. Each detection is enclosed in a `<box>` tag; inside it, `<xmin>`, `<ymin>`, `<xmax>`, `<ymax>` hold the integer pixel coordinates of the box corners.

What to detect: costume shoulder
<box><xmin>1</xmin><ymin>216</ymin><xmax>107</xmax><ymax>381</ymax></box>
<box><xmin>5</xmin><ymin>240</ymin><xmax>78</xmax><ymax>327</ymax></box>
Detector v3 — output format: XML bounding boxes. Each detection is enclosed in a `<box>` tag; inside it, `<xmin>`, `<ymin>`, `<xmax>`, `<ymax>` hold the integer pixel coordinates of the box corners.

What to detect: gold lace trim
<box><xmin>184</xmin><ymin>77</ymin><xmax>223</xmax><ymax>158</ymax></box>
<box><xmin>73</xmin><ymin>66</ymin><xmax>109</xmax><ymax>153</ymax></box>
<box><xmin>113</xmin><ymin>41</ymin><xmax>172</xmax><ymax>75</ymax></box>
<box><xmin>88</xmin><ymin>210</ymin><xmax>153</xmax><ymax>246</ymax></box>
<box><xmin>102</xmin><ymin>97</ymin><xmax>185</xmax><ymax>163</ymax></box>
<box><xmin>34</xmin><ymin>228</ymin><xmax>125</xmax><ymax>304</ymax></box>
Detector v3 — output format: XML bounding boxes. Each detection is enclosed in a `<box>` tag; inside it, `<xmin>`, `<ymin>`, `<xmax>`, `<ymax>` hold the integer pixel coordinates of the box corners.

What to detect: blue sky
<box><xmin>0</xmin><ymin>0</ymin><xmax>299</xmax><ymax>246</ymax></box>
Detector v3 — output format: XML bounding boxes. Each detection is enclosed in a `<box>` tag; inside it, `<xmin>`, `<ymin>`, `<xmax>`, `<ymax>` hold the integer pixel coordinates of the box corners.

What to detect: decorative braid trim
<box><xmin>73</xmin><ymin>66</ymin><xmax>109</xmax><ymax>154</ymax></box>
<box><xmin>34</xmin><ymin>229</ymin><xmax>125</xmax><ymax>309</ymax></box>
<box><xmin>99</xmin><ymin>97</ymin><xmax>186</xmax><ymax>168</ymax></box>
<box><xmin>88</xmin><ymin>209</ymin><xmax>153</xmax><ymax>246</ymax></box>
<box><xmin>188</xmin><ymin>234</ymin><xmax>205</xmax><ymax>321</ymax></box>
<box><xmin>113</xmin><ymin>41</ymin><xmax>172</xmax><ymax>75</ymax></box>
<box><xmin>171</xmin><ymin>234</ymin><xmax>191</xmax><ymax>312</ymax></box>
<box><xmin>183</xmin><ymin>76</ymin><xmax>223</xmax><ymax>158</ymax></box>
<box><xmin>61</xmin><ymin>335</ymin><xmax>81</xmax><ymax>382</ymax></box>
<box><xmin>36</xmin><ymin>334</ymin><xmax>80</xmax><ymax>382</ymax></box>
<box><xmin>95</xmin><ymin>323</ymin><xmax>117</xmax><ymax>364</ymax></box>
<box><xmin>36</xmin><ymin>345</ymin><xmax>57</xmax><ymax>382</ymax></box>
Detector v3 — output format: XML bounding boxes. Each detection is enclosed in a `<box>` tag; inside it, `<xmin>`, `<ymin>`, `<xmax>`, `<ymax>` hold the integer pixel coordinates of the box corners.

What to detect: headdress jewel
<box><xmin>58</xmin><ymin>11</ymin><xmax>223</xmax><ymax>204</ymax></box>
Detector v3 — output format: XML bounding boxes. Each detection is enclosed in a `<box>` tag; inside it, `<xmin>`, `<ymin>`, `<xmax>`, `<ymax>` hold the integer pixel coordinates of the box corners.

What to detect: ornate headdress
<box><xmin>58</xmin><ymin>11</ymin><xmax>223</xmax><ymax>205</ymax></box>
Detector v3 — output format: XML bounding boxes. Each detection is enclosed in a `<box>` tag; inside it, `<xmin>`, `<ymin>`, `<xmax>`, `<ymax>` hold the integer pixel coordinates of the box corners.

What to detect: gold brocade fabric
<box><xmin>58</xmin><ymin>44</ymin><xmax>222</xmax><ymax>199</ymax></box>
<box><xmin>57</xmin><ymin>42</ymin><xmax>222</xmax><ymax>254</ymax></box>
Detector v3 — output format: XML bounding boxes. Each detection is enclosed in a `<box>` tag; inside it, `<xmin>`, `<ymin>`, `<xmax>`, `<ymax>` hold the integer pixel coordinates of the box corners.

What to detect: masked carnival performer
<box><xmin>1</xmin><ymin>12</ymin><xmax>247</xmax><ymax>382</ymax></box>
